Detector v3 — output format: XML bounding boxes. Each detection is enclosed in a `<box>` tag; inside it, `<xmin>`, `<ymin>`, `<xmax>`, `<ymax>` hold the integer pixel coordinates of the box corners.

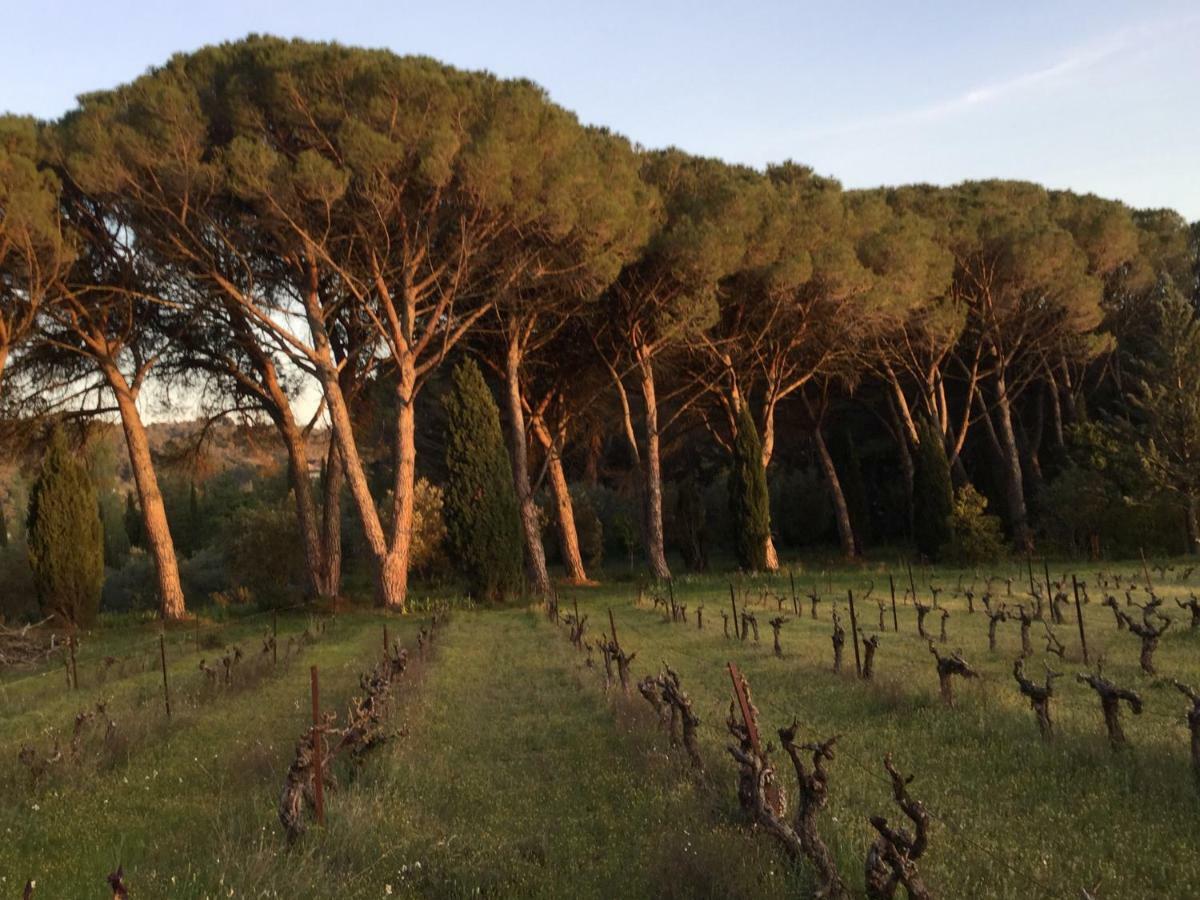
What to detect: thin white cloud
<box><xmin>798</xmin><ymin>13</ymin><xmax>1200</xmax><ymax>141</ymax></box>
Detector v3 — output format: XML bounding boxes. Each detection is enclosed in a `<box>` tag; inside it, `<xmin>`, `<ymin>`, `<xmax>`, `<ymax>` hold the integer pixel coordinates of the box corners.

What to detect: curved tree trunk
<box><xmin>636</xmin><ymin>348</ymin><xmax>671</xmax><ymax>580</ymax></box>
<box><xmin>319</xmin><ymin>440</ymin><xmax>343</xmax><ymax>598</ymax></box>
<box><xmin>276</xmin><ymin>410</ymin><xmax>325</xmax><ymax>601</ymax></box>
<box><xmin>102</xmin><ymin>364</ymin><xmax>186</xmax><ymax>619</ymax></box>
<box><xmin>813</xmin><ymin>425</ymin><xmax>856</xmax><ymax>559</ymax></box>
<box><xmin>531</xmin><ymin>416</ymin><xmax>588</xmax><ymax>583</ymax></box>
<box><xmin>992</xmin><ymin>367</ymin><xmax>1032</xmax><ymax>551</ymax></box>
<box><xmin>504</xmin><ymin>333</ymin><xmax>551</xmax><ymax>597</ymax></box>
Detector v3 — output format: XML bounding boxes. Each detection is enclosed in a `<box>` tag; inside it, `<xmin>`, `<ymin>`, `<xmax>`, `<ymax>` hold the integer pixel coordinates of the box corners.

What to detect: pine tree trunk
<box><xmin>993</xmin><ymin>368</ymin><xmax>1032</xmax><ymax>551</ymax></box>
<box><xmin>103</xmin><ymin>364</ymin><xmax>186</xmax><ymax>620</ymax></box>
<box><xmin>636</xmin><ymin>348</ymin><xmax>671</xmax><ymax>580</ymax></box>
<box><xmin>531</xmin><ymin>417</ymin><xmax>588</xmax><ymax>583</ymax></box>
<box><xmin>382</xmin><ymin>366</ymin><xmax>418</xmax><ymax>611</ymax></box>
<box><xmin>320</xmin><ymin>440</ymin><xmax>343</xmax><ymax>598</ymax></box>
<box><xmin>813</xmin><ymin>426</ymin><xmax>856</xmax><ymax>559</ymax></box>
<box><xmin>300</xmin><ymin>270</ymin><xmax>405</xmax><ymax>610</ymax></box>
<box><xmin>276</xmin><ymin>411</ymin><xmax>324</xmax><ymax>600</ymax></box>
<box><xmin>504</xmin><ymin>334</ymin><xmax>551</xmax><ymax>597</ymax></box>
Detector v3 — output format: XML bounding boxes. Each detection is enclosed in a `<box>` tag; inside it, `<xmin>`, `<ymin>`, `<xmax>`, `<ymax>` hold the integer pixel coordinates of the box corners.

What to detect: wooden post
<box><xmin>159</xmin><ymin>634</ymin><xmax>171</xmax><ymax>718</ymax></box>
<box><xmin>906</xmin><ymin>560</ymin><xmax>917</xmax><ymax>606</ymax></box>
<box><xmin>310</xmin><ymin>665</ymin><xmax>325</xmax><ymax>826</ymax></box>
<box><xmin>63</xmin><ymin>648</ymin><xmax>71</xmax><ymax>689</ymax></box>
<box><xmin>729</xmin><ymin>584</ymin><xmax>741</xmax><ymax>639</ymax></box>
<box><xmin>668</xmin><ymin>578</ymin><xmax>676</xmax><ymax>613</ymax></box>
<box><xmin>1072</xmin><ymin>574</ymin><xmax>1090</xmax><ymax>665</ymax></box>
<box><xmin>847</xmin><ymin>589</ymin><xmax>862</xmax><ymax>677</ymax></box>
<box><xmin>1043</xmin><ymin>558</ymin><xmax>1054</xmax><ymax>607</ymax></box>
<box><xmin>889</xmin><ymin>574</ymin><xmax>899</xmax><ymax>632</ymax></box>
<box><xmin>1139</xmin><ymin>547</ymin><xmax>1154</xmax><ymax>593</ymax></box>
<box><xmin>1026</xmin><ymin>552</ymin><xmax>1036</xmax><ymax>595</ymax></box>
<box><xmin>195</xmin><ymin>617</ymin><xmax>200</xmax><ymax>653</ymax></box>
<box><xmin>383</xmin><ymin>622</ymin><xmax>389</xmax><ymax>658</ymax></box>
<box><xmin>608</xmin><ymin>608</ymin><xmax>619</xmax><ymax>649</ymax></box>
<box><xmin>574</xmin><ymin>596</ymin><xmax>581</xmax><ymax>630</ymax></box>
<box><xmin>727</xmin><ymin>662</ymin><xmax>761</xmax><ymax>755</ymax></box>
<box><xmin>788</xmin><ymin>568</ymin><xmax>798</xmax><ymax>616</ymax></box>
<box><xmin>272</xmin><ymin>610</ymin><xmax>278</xmax><ymax>666</ymax></box>
<box><xmin>68</xmin><ymin>632</ymin><xmax>78</xmax><ymax>690</ymax></box>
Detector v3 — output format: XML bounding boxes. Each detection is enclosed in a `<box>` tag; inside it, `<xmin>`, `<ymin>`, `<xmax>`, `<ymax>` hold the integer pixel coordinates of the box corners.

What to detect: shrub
<box><xmin>101</xmin><ymin>549</ymin><xmax>159</xmax><ymax>614</ymax></box>
<box><xmin>943</xmin><ymin>484</ymin><xmax>1007</xmax><ymax>563</ymax></box>
<box><xmin>26</xmin><ymin>427</ymin><xmax>105</xmax><ymax>626</ymax></box>
<box><xmin>728</xmin><ymin>406</ymin><xmax>771</xmax><ymax>571</ymax></box>
<box><xmin>912</xmin><ymin>418</ymin><xmax>954</xmax><ymax>560</ymax></box>
<box><xmin>0</xmin><ymin>542</ymin><xmax>38</xmax><ymax>622</ymax></box>
<box><xmin>226</xmin><ymin>500</ymin><xmax>306</xmax><ymax>608</ymax></box>
<box><xmin>442</xmin><ymin>359</ymin><xmax>524</xmax><ymax>602</ymax></box>
<box><xmin>408</xmin><ymin>477</ymin><xmax>450</xmax><ymax>578</ymax></box>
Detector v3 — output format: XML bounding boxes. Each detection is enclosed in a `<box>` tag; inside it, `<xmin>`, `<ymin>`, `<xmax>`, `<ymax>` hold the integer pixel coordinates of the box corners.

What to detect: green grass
<box><xmin>1</xmin><ymin>558</ymin><xmax>1198</xmax><ymax>898</ymax></box>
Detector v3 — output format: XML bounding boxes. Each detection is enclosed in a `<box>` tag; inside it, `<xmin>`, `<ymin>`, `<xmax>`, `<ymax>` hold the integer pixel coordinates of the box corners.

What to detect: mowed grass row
<box><xmin>557</xmin><ymin>564</ymin><xmax>1200</xmax><ymax>899</ymax></box>
<box><xmin>254</xmin><ymin>607</ymin><xmax>804</xmax><ymax>899</ymax></box>
<box><xmin>0</xmin><ymin>614</ymin><xmax>424</xmax><ymax>897</ymax></box>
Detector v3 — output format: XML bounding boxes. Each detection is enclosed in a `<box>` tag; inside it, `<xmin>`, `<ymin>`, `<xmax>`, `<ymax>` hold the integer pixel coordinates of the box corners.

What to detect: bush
<box><xmin>0</xmin><ymin>542</ymin><xmax>38</xmax><ymax>622</ymax></box>
<box><xmin>27</xmin><ymin>427</ymin><xmax>105</xmax><ymax>626</ymax></box>
<box><xmin>442</xmin><ymin>359</ymin><xmax>524</xmax><ymax>602</ymax></box>
<box><xmin>101</xmin><ymin>549</ymin><xmax>159</xmax><ymax>614</ymax></box>
<box><xmin>728</xmin><ymin>406</ymin><xmax>771</xmax><ymax>571</ymax></box>
<box><xmin>912</xmin><ymin>419</ymin><xmax>954</xmax><ymax>560</ymax></box>
<box><xmin>225</xmin><ymin>500</ymin><xmax>306</xmax><ymax>608</ymax></box>
<box><xmin>943</xmin><ymin>484</ymin><xmax>1006</xmax><ymax>564</ymax></box>
<box><xmin>408</xmin><ymin>477</ymin><xmax>450</xmax><ymax>578</ymax></box>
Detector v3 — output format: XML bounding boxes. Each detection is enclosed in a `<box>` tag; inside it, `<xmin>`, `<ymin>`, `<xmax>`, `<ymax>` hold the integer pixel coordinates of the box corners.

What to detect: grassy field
<box><xmin>1</xmin><ymin>558</ymin><xmax>1198</xmax><ymax>898</ymax></box>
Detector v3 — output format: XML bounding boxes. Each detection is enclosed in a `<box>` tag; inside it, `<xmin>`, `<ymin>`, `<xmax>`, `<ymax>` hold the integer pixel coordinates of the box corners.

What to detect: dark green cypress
<box><xmin>912</xmin><ymin>417</ymin><xmax>954</xmax><ymax>560</ymax></box>
<box><xmin>728</xmin><ymin>405</ymin><xmax>772</xmax><ymax>571</ymax></box>
<box><xmin>442</xmin><ymin>359</ymin><xmax>524</xmax><ymax>603</ymax></box>
<box><xmin>26</xmin><ymin>427</ymin><xmax>105</xmax><ymax>625</ymax></box>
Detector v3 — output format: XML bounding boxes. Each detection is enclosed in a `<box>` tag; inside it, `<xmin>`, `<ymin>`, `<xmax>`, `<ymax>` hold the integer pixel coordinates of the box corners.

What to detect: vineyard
<box><xmin>1</xmin><ymin>559</ymin><xmax>1197</xmax><ymax>898</ymax></box>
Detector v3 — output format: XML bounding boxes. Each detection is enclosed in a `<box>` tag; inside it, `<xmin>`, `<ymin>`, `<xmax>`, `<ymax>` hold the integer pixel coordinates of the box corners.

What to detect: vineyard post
<box><xmin>1043</xmin><ymin>558</ymin><xmax>1053</xmax><ymax>608</ymax></box>
<box><xmin>1139</xmin><ymin>547</ymin><xmax>1153</xmax><ymax>593</ymax></box>
<box><xmin>574</xmin><ymin>596</ymin><xmax>581</xmax><ymax>629</ymax></box>
<box><xmin>68</xmin><ymin>631</ymin><xmax>78</xmax><ymax>690</ymax></box>
<box><xmin>310</xmin><ymin>665</ymin><xmax>325</xmax><ymax>826</ymax></box>
<box><xmin>159</xmin><ymin>634</ymin><xmax>171</xmax><ymax>718</ymax></box>
<box><xmin>63</xmin><ymin>648</ymin><xmax>71</xmax><ymax>690</ymax></box>
<box><xmin>195</xmin><ymin>617</ymin><xmax>200</xmax><ymax>653</ymax></box>
<box><xmin>847</xmin><ymin>589</ymin><xmax>862</xmax><ymax>677</ymax></box>
<box><xmin>727</xmin><ymin>662</ymin><xmax>761</xmax><ymax>754</ymax></box>
<box><xmin>272</xmin><ymin>610</ymin><xmax>278</xmax><ymax>666</ymax></box>
<box><xmin>608</xmin><ymin>608</ymin><xmax>620</xmax><ymax>649</ymax></box>
<box><xmin>889</xmin><ymin>574</ymin><xmax>899</xmax><ymax>632</ymax></box>
<box><xmin>1072</xmin><ymin>574</ymin><xmax>1090</xmax><ymax>665</ymax></box>
<box><xmin>906</xmin><ymin>560</ymin><xmax>916</xmax><ymax>606</ymax></box>
<box><xmin>789</xmin><ymin>568</ymin><xmax>798</xmax><ymax>615</ymax></box>
<box><xmin>730</xmin><ymin>583</ymin><xmax>741</xmax><ymax>639</ymax></box>
<box><xmin>668</xmin><ymin>578</ymin><xmax>676</xmax><ymax>612</ymax></box>
<box><xmin>383</xmin><ymin>622</ymin><xmax>389</xmax><ymax>658</ymax></box>
<box><xmin>1026</xmin><ymin>552</ymin><xmax>1036</xmax><ymax>595</ymax></box>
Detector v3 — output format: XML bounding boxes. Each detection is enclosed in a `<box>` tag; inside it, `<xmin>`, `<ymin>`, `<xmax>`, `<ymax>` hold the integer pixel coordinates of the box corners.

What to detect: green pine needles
<box><xmin>728</xmin><ymin>405</ymin><xmax>772</xmax><ymax>571</ymax></box>
<box><xmin>442</xmin><ymin>359</ymin><xmax>524</xmax><ymax>603</ymax></box>
<box><xmin>26</xmin><ymin>427</ymin><xmax>105</xmax><ymax>625</ymax></box>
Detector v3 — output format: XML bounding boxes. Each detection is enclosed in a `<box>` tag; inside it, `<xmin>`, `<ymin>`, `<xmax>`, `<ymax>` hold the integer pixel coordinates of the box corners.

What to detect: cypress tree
<box><xmin>26</xmin><ymin>427</ymin><xmax>105</xmax><ymax>625</ymax></box>
<box><xmin>912</xmin><ymin>417</ymin><xmax>954</xmax><ymax>560</ymax></box>
<box><xmin>442</xmin><ymin>359</ymin><xmax>524</xmax><ymax>603</ymax></box>
<box><xmin>728</xmin><ymin>405</ymin><xmax>772</xmax><ymax>571</ymax></box>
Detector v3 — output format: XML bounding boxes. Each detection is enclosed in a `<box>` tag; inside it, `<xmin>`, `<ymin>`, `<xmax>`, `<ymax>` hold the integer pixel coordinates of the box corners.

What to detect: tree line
<box><xmin>1</xmin><ymin>36</ymin><xmax>1198</xmax><ymax>620</ymax></box>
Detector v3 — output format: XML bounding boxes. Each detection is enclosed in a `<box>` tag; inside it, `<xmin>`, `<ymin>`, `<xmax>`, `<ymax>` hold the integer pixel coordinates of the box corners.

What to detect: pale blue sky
<box><xmin>4</xmin><ymin>0</ymin><xmax>1198</xmax><ymax>219</ymax></box>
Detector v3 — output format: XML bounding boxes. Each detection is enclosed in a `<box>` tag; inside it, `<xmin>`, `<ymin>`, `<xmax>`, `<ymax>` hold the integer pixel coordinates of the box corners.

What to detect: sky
<box><xmin>3</xmin><ymin>1</ymin><xmax>1199</xmax><ymax>220</ymax></box>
